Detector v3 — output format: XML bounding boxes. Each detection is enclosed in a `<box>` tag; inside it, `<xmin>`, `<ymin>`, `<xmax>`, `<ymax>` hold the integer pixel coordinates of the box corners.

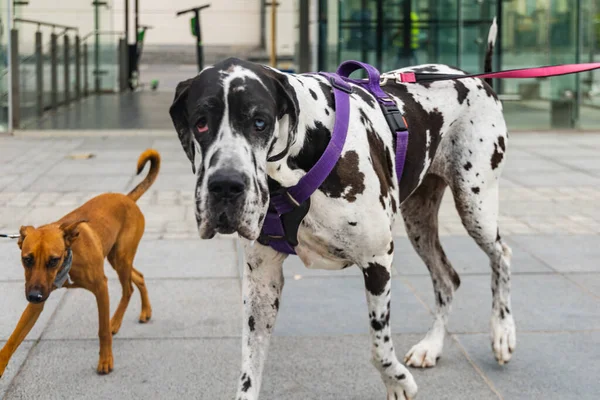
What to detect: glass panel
<box><xmin>338</xmin><ymin>0</ymin><xmax>377</xmax><ymax>71</ymax></box>
<box><xmin>94</xmin><ymin>0</ymin><xmax>117</xmax><ymax>93</ymax></box>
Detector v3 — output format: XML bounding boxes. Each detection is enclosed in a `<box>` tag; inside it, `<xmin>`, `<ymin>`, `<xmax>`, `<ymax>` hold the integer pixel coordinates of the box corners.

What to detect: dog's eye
<box><xmin>254</xmin><ymin>119</ymin><xmax>266</xmax><ymax>131</ymax></box>
<box><xmin>47</xmin><ymin>257</ymin><xmax>60</xmax><ymax>268</ymax></box>
<box><xmin>22</xmin><ymin>255</ymin><xmax>34</xmax><ymax>267</ymax></box>
<box><xmin>197</xmin><ymin>117</ymin><xmax>208</xmax><ymax>133</ymax></box>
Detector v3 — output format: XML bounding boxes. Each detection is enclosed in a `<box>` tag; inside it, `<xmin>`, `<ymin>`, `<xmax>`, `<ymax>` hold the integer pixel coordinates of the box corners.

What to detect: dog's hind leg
<box><xmin>107</xmin><ymin>245</ymin><xmax>135</xmax><ymax>335</ymax></box>
<box><xmin>359</xmin><ymin>255</ymin><xmax>418</xmax><ymax>400</ymax></box>
<box><xmin>131</xmin><ymin>267</ymin><xmax>152</xmax><ymax>323</ymax></box>
<box><xmin>400</xmin><ymin>174</ymin><xmax>460</xmax><ymax>368</ymax></box>
<box><xmin>451</xmin><ymin>177</ymin><xmax>515</xmax><ymax>365</ymax></box>
<box><xmin>237</xmin><ymin>241</ymin><xmax>287</xmax><ymax>400</ymax></box>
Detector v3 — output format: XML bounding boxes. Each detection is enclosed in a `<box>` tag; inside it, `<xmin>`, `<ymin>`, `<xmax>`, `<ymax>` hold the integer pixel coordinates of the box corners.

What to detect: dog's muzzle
<box><xmin>205</xmin><ymin>168</ymin><xmax>248</xmax><ymax>234</ymax></box>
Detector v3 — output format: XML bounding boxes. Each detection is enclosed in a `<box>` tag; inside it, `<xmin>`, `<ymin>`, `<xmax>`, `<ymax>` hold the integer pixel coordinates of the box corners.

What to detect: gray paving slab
<box><xmin>134</xmin><ymin>173</ymin><xmax>196</xmax><ymax>192</ymax></box>
<box><xmin>4</xmin><ymin>335</ymin><xmax>496</xmax><ymax>400</ymax></box>
<box><xmin>506</xmin><ymin>171</ymin><xmax>600</xmax><ymax>187</ymax></box>
<box><xmin>393</xmin><ymin>236</ymin><xmax>552</xmax><ymax>275</ymax></box>
<box><xmin>511</xmin><ymin>235</ymin><xmax>600</xmax><ymax>272</ymax></box>
<box><xmin>402</xmin><ymin>274</ymin><xmax>600</xmax><ymax>334</ymax></box>
<box><xmin>17</xmin><ymin>205</ymin><xmax>81</xmax><ymax>227</ymax></box>
<box><xmin>456</xmin><ymin>332</ymin><xmax>600</xmax><ymax>400</ymax></box>
<box><xmin>135</xmin><ymin>205</ymin><xmax>190</xmax><ymax>228</ymax></box>
<box><xmin>566</xmin><ymin>273</ymin><xmax>600</xmax><ymax>298</ymax></box>
<box><xmin>273</xmin><ymin>276</ymin><xmax>432</xmax><ymax>336</ymax></box>
<box><xmin>0</xmin><ymin>283</ymin><xmax>66</xmax><ymax>341</ymax></box>
<box><xmin>0</xmin><ymin>340</ymin><xmax>34</xmax><ymax>399</ymax></box>
<box><xmin>42</xmin><ymin>279</ymin><xmax>242</xmax><ymax>340</ymax></box>
<box><xmin>128</xmin><ymin>239</ymin><xmax>239</xmax><ymax>279</ymax></box>
<box><xmin>0</xmin><ymin>242</ymin><xmax>26</xmax><ymax>281</ymax></box>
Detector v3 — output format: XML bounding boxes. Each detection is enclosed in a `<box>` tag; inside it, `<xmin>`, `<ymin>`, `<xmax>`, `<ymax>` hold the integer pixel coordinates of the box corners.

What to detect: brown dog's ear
<box><xmin>59</xmin><ymin>220</ymin><xmax>88</xmax><ymax>248</ymax></box>
<box><xmin>169</xmin><ymin>78</ymin><xmax>196</xmax><ymax>173</ymax></box>
<box><xmin>18</xmin><ymin>225</ymin><xmax>34</xmax><ymax>249</ymax></box>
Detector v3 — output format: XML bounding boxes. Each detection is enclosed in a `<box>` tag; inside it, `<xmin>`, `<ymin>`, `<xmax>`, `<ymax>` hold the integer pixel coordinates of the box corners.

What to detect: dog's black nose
<box><xmin>27</xmin><ymin>289</ymin><xmax>44</xmax><ymax>303</ymax></box>
<box><xmin>208</xmin><ymin>169</ymin><xmax>247</xmax><ymax>201</ymax></box>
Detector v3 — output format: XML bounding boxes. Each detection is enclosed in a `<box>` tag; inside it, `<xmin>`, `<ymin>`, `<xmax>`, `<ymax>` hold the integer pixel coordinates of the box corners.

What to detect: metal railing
<box><xmin>10</xmin><ymin>18</ymin><xmax>127</xmax><ymax>128</ymax></box>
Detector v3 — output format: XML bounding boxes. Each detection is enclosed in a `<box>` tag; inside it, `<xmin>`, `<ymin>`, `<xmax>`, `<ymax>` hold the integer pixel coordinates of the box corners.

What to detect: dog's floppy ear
<box><xmin>18</xmin><ymin>225</ymin><xmax>34</xmax><ymax>249</ymax></box>
<box><xmin>170</xmin><ymin>78</ymin><xmax>197</xmax><ymax>173</ymax></box>
<box><xmin>262</xmin><ymin>68</ymin><xmax>299</xmax><ymax>162</ymax></box>
<box><xmin>59</xmin><ymin>220</ymin><xmax>87</xmax><ymax>248</ymax></box>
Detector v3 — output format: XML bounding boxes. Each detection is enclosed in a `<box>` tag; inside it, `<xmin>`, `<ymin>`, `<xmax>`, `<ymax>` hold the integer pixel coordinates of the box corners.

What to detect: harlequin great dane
<box><xmin>169</xmin><ymin>22</ymin><xmax>514</xmax><ymax>400</ymax></box>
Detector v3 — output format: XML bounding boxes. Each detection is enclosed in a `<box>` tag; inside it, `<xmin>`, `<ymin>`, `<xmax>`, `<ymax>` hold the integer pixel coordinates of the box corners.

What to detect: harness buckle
<box><xmin>379</xmin><ymin>103</ymin><xmax>408</xmax><ymax>133</ymax></box>
<box><xmin>327</xmin><ymin>75</ymin><xmax>353</xmax><ymax>94</ymax></box>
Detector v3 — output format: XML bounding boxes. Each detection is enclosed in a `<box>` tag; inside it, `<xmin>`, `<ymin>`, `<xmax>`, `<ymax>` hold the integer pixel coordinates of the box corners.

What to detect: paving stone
<box><xmin>0</xmin><ymin>241</ymin><xmax>26</xmax><ymax>281</ymax></box>
<box><xmin>392</xmin><ymin>236</ymin><xmax>552</xmax><ymax>275</ymax></box>
<box><xmin>402</xmin><ymin>274</ymin><xmax>600</xmax><ymax>334</ymax></box>
<box><xmin>455</xmin><ymin>332</ymin><xmax>600</xmax><ymax>400</ymax></box>
<box><xmin>273</xmin><ymin>276</ymin><xmax>432</xmax><ymax>336</ymax></box>
<box><xmin>42</xmin><ymin>279</ymin><xmax>242</xmax><ymax>340</ymax></box>
<box><xmin>566</xmin><ymin>273</ymin><xmax>600</xmax><ymax>298</ymax></box>
<box><xmin>0</xmin><ymin>340</ymin><xmax>34</xmax><ymax>399</ymax></box>
<box><xmin>511</xmin><ymin>235</ymin><xmax>600</xmax><ymax>272</ymax></box>
<box><xmin>0</xmin><ymin>282</ymin><xmax>66</xmax><ymax>341</ymax></box>
<box><xmin>130</xmin><ymin>239</ymin><xmax>239</xmax><ymax>279</ymax></box>
<box><xmin>4</xmin><ymin>335</ymin><xmax>496</xmax><ymax>400</ymax></box>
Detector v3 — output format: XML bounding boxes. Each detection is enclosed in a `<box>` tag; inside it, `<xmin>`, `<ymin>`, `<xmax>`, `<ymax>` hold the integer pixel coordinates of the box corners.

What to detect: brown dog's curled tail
<box><xmin>127</xmin><ymin>149</ymin><xmax>161</xmax><ymax>202</ymax></box>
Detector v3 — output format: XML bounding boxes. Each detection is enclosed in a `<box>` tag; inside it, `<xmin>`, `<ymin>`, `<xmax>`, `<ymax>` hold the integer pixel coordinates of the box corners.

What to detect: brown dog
<box><xmin>0</xmin><ymin>149</ymin><xmax>160</xmax><ymax>377</ymax></box>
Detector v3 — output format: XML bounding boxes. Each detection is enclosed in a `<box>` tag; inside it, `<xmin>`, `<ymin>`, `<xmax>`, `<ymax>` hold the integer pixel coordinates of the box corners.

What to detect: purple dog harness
<box><xmin>260</xmin><ymin>60</ymin><xmax>409</xmax><ymax>255</ymax></box>
<box><xmin>259</xmin><ymin>60</ymin><xmax>600</xmax><ymax>254</ymax></box>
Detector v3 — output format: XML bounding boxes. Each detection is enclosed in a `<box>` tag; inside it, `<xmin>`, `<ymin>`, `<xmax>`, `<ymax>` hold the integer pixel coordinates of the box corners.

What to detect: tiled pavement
<box><xmin>0</xmin><ymin>131</ymin><xmax>599</xmax><ymax>399</ymax></box>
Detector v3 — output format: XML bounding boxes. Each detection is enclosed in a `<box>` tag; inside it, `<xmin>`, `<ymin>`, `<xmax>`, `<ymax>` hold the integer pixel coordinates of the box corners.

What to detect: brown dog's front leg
<box><xmin>0</xmin><ymin>303</ymin><xmax>45</xmax><ymax>378</ymax></box>
<box><xmin>94</xmin><ymin>278</ymin><xmax>113</xmax><ymax>375</ymax></box>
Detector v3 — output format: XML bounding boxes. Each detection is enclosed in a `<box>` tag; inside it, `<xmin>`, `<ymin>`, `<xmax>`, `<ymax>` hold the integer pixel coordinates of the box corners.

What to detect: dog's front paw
<box><xmin>490</xmin><ymin>312</ymin><xmax>516</xmax><ymax>365</ymax></box>
<box><xmin>385</xmin><ymin>371</ymin><xmax>418</xmax><ymax>400</ymax></box>
<box><xmin>97</xmin><ymin>354</ymin><xmax>114</xmax><ymax>375</ymax></box>
<box><xmin>139</xmin><ymin>307</ymin><xmax>152</xmax><ymax>323</ymax></box>
<box><xmin>404</xmin><ymin>335</ymin><xmax>444</xmax><ymax>368</ymax></box>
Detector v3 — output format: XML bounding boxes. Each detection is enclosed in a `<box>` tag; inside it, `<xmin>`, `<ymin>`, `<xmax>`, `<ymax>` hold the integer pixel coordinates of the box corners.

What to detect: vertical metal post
<box><xmin>118</xmin><ymin>37</ymin><xmax>128</xmax><ymax>91</ymax></box>
<box><xmin>64</xmin><ymin>34</ymin><xmax>70</xmax><ymax>104</ymax></box>
<box><xmin>298</xmin><ymin>0</ymin><xmax>310</xmax><ymax>73</ymax></box>
<box><xmin>194</xmin><ymin>10</ymin><xmax>202</xmax><ymax>71</ymax></box>
<box><xmin>94</xmin><ymin>3</ymin><xmax>101</xmax><ymax>93</ymax></box>
<box><xmin>35</xmin><ymin>31</ymin><xmax>43</xmax><ymax>116</ymax></box>
<box><xmin>75</xmin><ymin>35</ymin><xmax>81</xmax><ymax>100</ymax></box>
<box><xmin>10</xmin><ymin>29</ymin><xmax>20</xmax><ymax>129</ymax></box>
<box><xmin>50</xmin><ymin>33</ymin><xmax>58</xmax><ymax>109</ymax></box>
<box><xmin>125</xmin><ymin>0</ymin><xmax>129</xmax><ymax>44</ymax></box>
<box><xmin>260</xmin><ymin>0</ymin><xmax>266</xmax><ymax>49</ymax></box>
<box><xmin>83</xmin><ymin>43</ymin><xmax>89</xmax><ymax>97</ymax></box>
<box><xmin>317</xmin><ymin>0</ymin><xmax>327</xmax><ymax>71</ymax></box>
<box><xmin>375</xmin><ymin>0</ymin><xmax>383</xmax><ymax>70</ymax></box>
<box><xmin>270</xmin><ymin>1</ymin><xmax>277</xmax><ymax>66</ymax></box>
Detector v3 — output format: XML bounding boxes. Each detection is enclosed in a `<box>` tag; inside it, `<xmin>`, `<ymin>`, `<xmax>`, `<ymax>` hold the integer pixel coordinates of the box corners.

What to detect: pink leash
<box><xmin>395</xmin><ymin>62</ymin><xmax>600</xmax><ymax>83</ymax></box>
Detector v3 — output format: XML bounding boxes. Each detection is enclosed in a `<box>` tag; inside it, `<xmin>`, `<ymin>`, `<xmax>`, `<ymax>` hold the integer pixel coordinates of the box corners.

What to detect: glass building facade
<box><xmin>316</xmin><ymin>0</ymin><xmax>600</xmax><ymax>131</ymax></box>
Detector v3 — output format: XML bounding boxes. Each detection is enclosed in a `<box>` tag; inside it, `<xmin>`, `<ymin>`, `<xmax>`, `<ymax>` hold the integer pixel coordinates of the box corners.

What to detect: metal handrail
<box><xmin>13</xmin><ymin>18</ymin><xmax>78</xmax><ymax>33</ymax></box>
<box><xmin>81</xmin><ymin>30</ymin><xmax>125</xmax><ymax>42</ymax></box>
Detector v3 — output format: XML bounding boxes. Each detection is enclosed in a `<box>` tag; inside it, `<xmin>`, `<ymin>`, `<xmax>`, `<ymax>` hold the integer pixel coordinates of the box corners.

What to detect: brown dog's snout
<box><xmin>26</xmin><ymin>286</ymin><xmax>45</xmax><ymax>304</ymax></box>
<box><xmin>208</xmin><ymin>169</ymin><xmax>247</xmax><ymax>201</ymax></box>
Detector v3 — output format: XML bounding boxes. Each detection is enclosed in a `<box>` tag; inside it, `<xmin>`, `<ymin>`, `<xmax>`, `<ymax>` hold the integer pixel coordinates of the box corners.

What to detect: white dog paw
<box><xmin>385</xmin><ymin>371</ymin><xmax>418</xmax><ymax>400</ymax></box>
<box><xmin>490</xmin><ymin>312</ymin><xmax>516</xmax><ymax>365</ymax></box>
<box><xmin>404</xmin><ymin>336</ymin><xmax>444</xmax><ymax>368</ymax></box>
